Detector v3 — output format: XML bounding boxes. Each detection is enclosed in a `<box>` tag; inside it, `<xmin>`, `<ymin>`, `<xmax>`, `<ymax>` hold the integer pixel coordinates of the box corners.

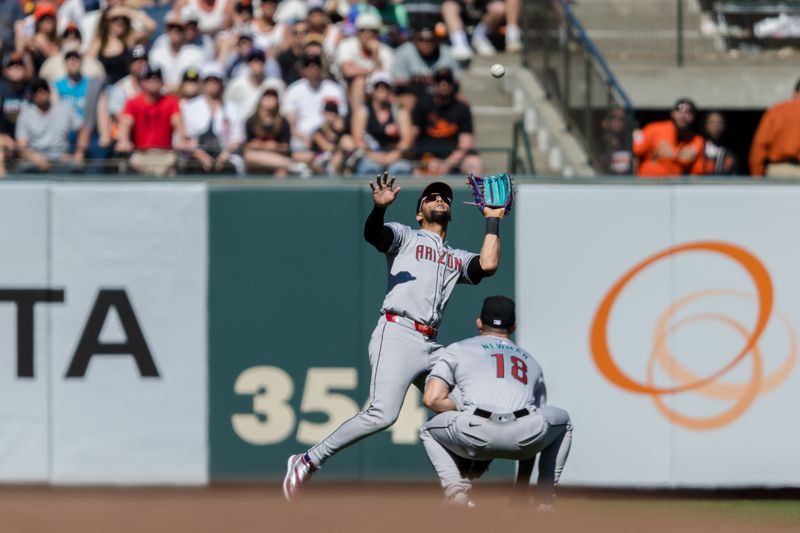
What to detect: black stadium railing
<box><xmin>521</xmin><ymin>0</ymin><xmax>635</xmax><ymax>175</ymax></box>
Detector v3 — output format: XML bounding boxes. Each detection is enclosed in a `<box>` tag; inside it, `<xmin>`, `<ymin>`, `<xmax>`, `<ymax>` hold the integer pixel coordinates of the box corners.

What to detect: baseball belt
<box><xmin>383</xmin><ymin>313</ymin><xmax>438</xmax><ymax>338</ymax></box>
<box><xmin>473</xmin><ymin>407</ymin><xmax>530</xmax><ymax>422</ymax></box>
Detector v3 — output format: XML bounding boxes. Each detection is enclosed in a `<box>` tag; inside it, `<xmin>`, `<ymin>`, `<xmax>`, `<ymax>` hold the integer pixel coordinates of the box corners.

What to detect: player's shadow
<box><xmin>387</xmin><ymin>271</ymin><xmax>416</xmax><ymax>292</ymax></box>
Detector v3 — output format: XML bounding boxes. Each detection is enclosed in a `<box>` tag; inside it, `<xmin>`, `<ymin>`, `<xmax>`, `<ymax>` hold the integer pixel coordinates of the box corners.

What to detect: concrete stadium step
<box><xmin>459</xmin><ymin>53</ymin><xmax>551</xmax><ymax>175</ymax></box>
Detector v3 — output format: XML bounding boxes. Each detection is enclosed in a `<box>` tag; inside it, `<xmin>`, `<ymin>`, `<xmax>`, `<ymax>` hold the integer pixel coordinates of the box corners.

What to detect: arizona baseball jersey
<box><xmin>429</xmin><ymin>335</ymin><xmax>546</xmax><ymax>413</ymax></box>
<box><xmin>381</xmin><ymin>223</ymin><xmax>478</xmax><ymax>328</ymax></box>
<box><xmin>421</xmin><ymin>334</ymin><xmax>572</xmax><ymax>501</ymax></box>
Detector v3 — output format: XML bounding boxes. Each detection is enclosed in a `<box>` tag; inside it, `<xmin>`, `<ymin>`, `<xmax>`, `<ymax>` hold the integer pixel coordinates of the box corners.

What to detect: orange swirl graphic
<box><xmin>589</xmin><ymin>241</ymin><xmax>797</xmax><ymax>430</ymax></box>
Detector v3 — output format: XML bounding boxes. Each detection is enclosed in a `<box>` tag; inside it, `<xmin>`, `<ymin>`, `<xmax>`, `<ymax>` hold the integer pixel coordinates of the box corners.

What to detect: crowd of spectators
<box><xmin>631</xmin><ymin>81</ymin><xmax>800</xmax><ymax>179</ymax></box>
<box><xmin>0</xmin><ymin>0</ymin><xmax>523</xmax><ymax>178</ymax></box>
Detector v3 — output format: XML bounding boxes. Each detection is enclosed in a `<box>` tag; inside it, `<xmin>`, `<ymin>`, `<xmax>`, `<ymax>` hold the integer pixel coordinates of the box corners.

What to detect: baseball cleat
<box><xmin>282</xmin><ymin>453</ymin><xmax>317</xmax><ymax>503</ymax></box>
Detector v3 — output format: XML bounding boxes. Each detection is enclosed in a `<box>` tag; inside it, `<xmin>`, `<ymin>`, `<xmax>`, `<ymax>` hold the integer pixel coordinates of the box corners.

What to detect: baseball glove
<box><xmin>467</xmin><ymin>172</ymin><xmax>514</xmax><ymax>215</ymax></box>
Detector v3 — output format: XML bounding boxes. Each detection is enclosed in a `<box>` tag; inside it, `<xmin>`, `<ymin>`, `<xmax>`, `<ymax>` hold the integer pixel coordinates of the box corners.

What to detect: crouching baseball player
<box><xmin>420</xmin><ymin>296</ymin><xmax>573</xmax><ymax>508</ymax></box>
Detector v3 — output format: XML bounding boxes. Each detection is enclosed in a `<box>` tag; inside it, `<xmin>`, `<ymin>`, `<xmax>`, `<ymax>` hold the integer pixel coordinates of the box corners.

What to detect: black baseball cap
<box><xmin>301</xmin><ymin>54</ymin><xmax>322</xmax><ymax>67</ymax></box>
<box><xmin>182</xmin><ymin>67</ymin><xmax>200</xmax><ymax>82</ymax></box>
<box><xmin>130</xmin><ymin>44</ymin><xmax>148</xmax><ymax>61</ymax></box>
<box><xmin>30</xmin><ymin>78</ymin><xmax>51</xmax><ymax>94</ymax></box>
<box><xmin>142</xmin><ymin>64</ymin><xmax>164</xmax><ymax>80</ymax></box>
<box><xmin>480</xmin><ymin>296</ymin><xmax>516</xmax><ymax>330</ymax></box>
<box><xmin>247</xmin><ymin>48</ymin><xmax>266</xmax><ymax>62</ymax></box>
<box><xmin>417</xmin><ymin>181</ymin><xmax>453</xmax><ymax>213</ymax></box>
<box><xmin>323</xmin><ymin>100</ymin><xmax>339</xmax><ymax>113</ymax></box>
<box><xmin>433</xmin><ymin>67</ymin><xmax>456</xmax><ymax>84</ymax></box>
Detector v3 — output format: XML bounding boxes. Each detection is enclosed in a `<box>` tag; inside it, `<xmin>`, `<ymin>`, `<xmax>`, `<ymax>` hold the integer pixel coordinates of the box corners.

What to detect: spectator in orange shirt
<box><xmin>633</xmin><ymin>98</ymin><xmax>704</xmax><ymax>178</ymax></box>
<box><xmin>749</xmin><ymin>79</ymin><xmax>800</xmax><ymax>178</ymax></box>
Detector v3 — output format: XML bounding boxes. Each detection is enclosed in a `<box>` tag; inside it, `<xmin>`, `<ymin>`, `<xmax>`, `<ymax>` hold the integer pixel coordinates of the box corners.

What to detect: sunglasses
<box><xmin>110</xmin><ymin>16</ymin><xmax>128</xmax><ymax>23</ymax></box>
<box><xmin>167</xmin><ymin>24</ymin><xmax>185</xmax><ymax>31</ymax></box>
<box><xmin>358</xmin><ymin>28</ymin><xmax>378</xmax><ymax>34</ymax></box>
<box><xmin>423</xmin><ymin>193</ymin><xmax>451</xmax><ymax>204</ymax></box>
<box><xmin>416</xmin><ymin>36</ymin><xmax>435</xmax><ymax>43</ymax></box>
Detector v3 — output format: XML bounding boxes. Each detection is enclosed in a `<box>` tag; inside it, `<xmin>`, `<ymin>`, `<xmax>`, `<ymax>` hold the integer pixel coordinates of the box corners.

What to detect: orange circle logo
<box><xmin>589</xmin><ymin>241</ymin><xmax>796</xmax><ymax>430</ymax></box>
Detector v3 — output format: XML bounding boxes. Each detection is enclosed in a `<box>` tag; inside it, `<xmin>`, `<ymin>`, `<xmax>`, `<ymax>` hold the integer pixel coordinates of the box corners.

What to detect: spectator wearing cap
<box><xmin>105</xmin><ymin>44</ymin><xmax>148</xmax><ymax>124</ymax></box>
<box><xmin>412</xmin><ymin>67</ymin><xmax>481</xmax><ymax>176</ymax></box>
<box><xmin>150</xmin><ymin>12</ymin><xmax>208</xmax><ymax>94</ymax></box>
<box><xmin>53</xmin><ymin>50</ymin><xmax>90</xmax><ymax>121</ymax></box>
<box><xmin>345</xmin><ymin>0</ymin><xmax>409</xmax><ymax>46</ymax></box>
<box><xmin>116</xmin><ymin>65</ymin><xmax>190</xmax><ymax>176</ymax></box>
<box><xmin>39</xmin><ymin>24</ymin><xmax>106</xmax><ymax>84</ymax></box>
<box><xmin>86</xmin><ymin>5</ymin><xmax>156</xmax><ymax>86</ymax></box>
<box><xmin>15</xmin><ymin>2</ymin><xmax>60</xmax><ymax>76</ymax></box>
<box><xmin>224</xmin><ymin>47</ymin><xmax>284</xmax><ymax>125</ymax></box>
<box><xmin>0</xmin><ymin>52</ymin><xmax>32</xmax><ymax>150</ymax></box>
<box><xmin>183</xmin><ymin>63</ymin><xmax>245</xmax><ymax>174</ymax></box>
<box><xmin>243</xmin><ymin>85</ymin><xmax>301</xmax><ymax>176</ymax></box>
<box><xmin>282</xmin><ymin>53</ymin><xmax>347</xmax><ymax>162</ymax></box>
<box><xmin>335</xmin><ymin>12</ymin><xmax>394</xmax><ymax>112</ymax></box>
<box><xmin>15</xmin><ymin>78</ymin><xmax>85</xmax><ymax>172</ymax></box>
<box><xmin>179</xmin><ymin>68</ymin><xmax>203</xmax><ymax>103</ymax></box>
<box><xmin>633</xmin><ymin>98</ymin><xmax>704</xmax><ymax>178</ymax></box>
<box><xmin>306</xmin><ymin>5</ymin><xmax>341</xmax><ymax>62</ymax></box>
<box><xmin>232</xmin><ymin>0</ymin><xmax>255</xmax><ymax>31</ymax></box>
<box><xmin>392</xmin><ymin>26</ymin><xmax>460</xmax><ymax>110</ymax></box>
<box><xmin>221</xmin><ymin>33</ymin><xmax>282</xmax><ymax>81</ymax></box>
<box><xmin>180</xmin><ymin>8</ymin><xmax>216</xmax><ymax>60</ymax></box>
<box><xmin>250</xmin><ymin>0</ymin><xmax>285</xmax><ymax>54</ymax></box>
<box><xmin>749</xmin><ymin>79</ymin><xmax>800</xmax><ymax>178</ymax></box>
<box><xmin>309</xmin><ymin>99</ymin><xmax>355</xmax><ymax>174</ymax></box>
<box><xmin>351</xmin><ymin>71</ymin><xmax>412</xmax><ymax>176</ymax></box>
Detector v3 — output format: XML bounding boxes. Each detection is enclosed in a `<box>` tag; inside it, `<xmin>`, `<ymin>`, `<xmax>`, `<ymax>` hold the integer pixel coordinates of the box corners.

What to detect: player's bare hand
<box><xmin>369</xmin><ymin>171</ymin><xmax>401</xmax><ymax>207</ymax></box>
<box><xmin>483</xmin><ymin>207</ymin><xmax>505</xmax><ymax>219</ymax></box>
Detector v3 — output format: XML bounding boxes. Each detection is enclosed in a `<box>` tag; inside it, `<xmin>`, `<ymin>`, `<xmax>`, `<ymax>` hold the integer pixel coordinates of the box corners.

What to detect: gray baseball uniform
<box><xmin>306</xmin><ymin>219</ymin><xmax>483</xmax><ymax>466</ymax></box>
<box><xmin>420</xmin><ymin>335</ymin><xmax>572</xmax><ymax>501</ymax></box>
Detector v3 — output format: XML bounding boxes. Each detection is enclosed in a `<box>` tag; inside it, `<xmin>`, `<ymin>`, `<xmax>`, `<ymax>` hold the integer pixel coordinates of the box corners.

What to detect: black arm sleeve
<box><xmin>466</xmin><ymin>255</ymin><xmax>494</xmax><ymax>284</ymax></box>
<box><xmin>364</xmin><ymin>205</ymin><xmax>395</xmax><ymax>253</ymax></box>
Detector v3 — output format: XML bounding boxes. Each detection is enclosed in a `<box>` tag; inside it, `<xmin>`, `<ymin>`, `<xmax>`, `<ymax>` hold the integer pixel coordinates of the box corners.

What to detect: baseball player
<box><xmin>283</xmin><ymin>172</ymin><xmax>506</xmax><ymax>501</ymax></box>
<box><xmin>420</xmin><ymin>295</ymin><xmax>572</xmax><ymax>508</ymax></box>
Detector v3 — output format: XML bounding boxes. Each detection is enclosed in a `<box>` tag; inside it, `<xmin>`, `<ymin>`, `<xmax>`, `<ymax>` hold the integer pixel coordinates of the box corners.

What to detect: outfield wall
<box><xmin>1</xmin><ymin>180</ymin><xmax>798</xmax><ymax>487</ymax></box>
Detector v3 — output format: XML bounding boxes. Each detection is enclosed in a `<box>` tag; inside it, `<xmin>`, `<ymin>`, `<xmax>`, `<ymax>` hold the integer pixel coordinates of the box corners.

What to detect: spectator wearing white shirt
<box><xmin>39</xmin><ymin>23</ymin><xmax>106</xmax><ymax>84</ymax></box>
<box><xmin>250</xmin><ymin>0</ymin><xmax>285</xmax><ymax>54</ymax></box>
<box><xmin>224</xmin><ymin>47</ymin><xmax>284</xmax><ymax>127</ymax></box>
<box><xmin>183</xmin><ymin>63</ymin><xmax>245</xmax><ymax>174</ymax></box>
<box><xmin>149</xmin><ymin>12</ymin><xmax>208</xmax><ymax>93</ymax></box>
<box><xmin>282</xmin><ymin>54</ymin><xmax>347</xmax><ymax>162</ymax></box>
<box><xmin>175</xmin><ymin>0</ymin><xmax>233</xmax><ymax>35</ymax></box>
<box><xmin>335</xmin><ymin>12</ymin><xmax>393</xmax><ymax>113</ymax></box>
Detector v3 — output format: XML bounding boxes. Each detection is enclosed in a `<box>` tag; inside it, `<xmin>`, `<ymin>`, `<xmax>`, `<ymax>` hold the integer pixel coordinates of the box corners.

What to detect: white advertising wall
<box><xmin>0</xmin><ymin>183</ymin><xmax>208</xmax><ymax>485</ymax></box>
<box><xmin>0</xmin><ymin>185</ymin><xmax>50</xmax><ymax>482</ymax></box>
<box><xmin>516</xmin><ymin>184</ymin><xmax>800</xmax><ymax>487</ymax></box>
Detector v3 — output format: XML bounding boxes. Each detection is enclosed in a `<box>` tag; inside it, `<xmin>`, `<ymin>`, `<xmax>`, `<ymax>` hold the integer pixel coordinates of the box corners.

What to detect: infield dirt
<box><xmin>0</xmin><ymin>484</ymin><xmax>796</xmax><ymax>533</ymax></box>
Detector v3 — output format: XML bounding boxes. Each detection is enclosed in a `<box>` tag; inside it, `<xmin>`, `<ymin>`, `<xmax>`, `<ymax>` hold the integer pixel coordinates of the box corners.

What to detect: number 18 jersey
<box><xmin>428</xmin><ymin>335</ymin><xmax>546</xmax><ymax>414</ymax></box>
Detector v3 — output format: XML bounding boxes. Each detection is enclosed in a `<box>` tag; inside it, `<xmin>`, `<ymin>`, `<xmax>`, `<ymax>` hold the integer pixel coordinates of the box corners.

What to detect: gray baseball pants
<box><xmin>420</xmin><ymin>405</ymin><xmax>573</xmax><ymax>499</ymax></box>
<box><xmin>307</xmin><ymin>316</ymin><xmax>442</xmax><ymax>466</ymax></box>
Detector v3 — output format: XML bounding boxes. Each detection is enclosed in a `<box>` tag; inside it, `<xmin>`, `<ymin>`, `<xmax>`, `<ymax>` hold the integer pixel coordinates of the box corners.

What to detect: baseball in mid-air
<box><xmin>490</xmin><ymin>63</ymin><xmax>506</xmax><ymax>78</ymax></box>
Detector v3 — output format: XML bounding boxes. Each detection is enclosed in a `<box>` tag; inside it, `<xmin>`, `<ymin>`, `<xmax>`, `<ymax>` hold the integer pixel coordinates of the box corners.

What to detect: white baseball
<box><xmin>490</xmin><ymin>63</ymin><xmax>505</xmax><ymax>78</ymax></box>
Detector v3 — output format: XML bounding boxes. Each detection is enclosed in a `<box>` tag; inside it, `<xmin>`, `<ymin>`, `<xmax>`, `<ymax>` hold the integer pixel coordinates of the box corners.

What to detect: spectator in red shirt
<box><xmin>116</xmin><ymin>65</ymin><xmax>189</xmax><ymax>176</ymax></box>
